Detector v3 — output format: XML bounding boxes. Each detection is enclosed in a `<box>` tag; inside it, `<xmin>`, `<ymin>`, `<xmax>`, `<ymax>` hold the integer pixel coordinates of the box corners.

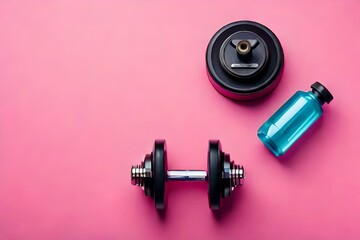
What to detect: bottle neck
<box><xmin>308</xmin><ymin>91</ymin><xmax>324</xmax><ymax>106</ymax></box>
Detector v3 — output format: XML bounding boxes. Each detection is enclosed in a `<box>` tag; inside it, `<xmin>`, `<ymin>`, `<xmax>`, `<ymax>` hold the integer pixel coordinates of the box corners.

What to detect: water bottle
<box><xmin>257</xmin><ymin>82</ymin><xmax>334</xmax><ymax>156</ymax></box>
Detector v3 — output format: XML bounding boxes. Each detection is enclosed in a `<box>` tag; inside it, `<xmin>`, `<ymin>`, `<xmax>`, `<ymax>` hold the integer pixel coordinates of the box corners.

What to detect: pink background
<box><xmin>0</xmin><ymin>1</ymin><xmax>359</xmax><ymax>239</ymax></box>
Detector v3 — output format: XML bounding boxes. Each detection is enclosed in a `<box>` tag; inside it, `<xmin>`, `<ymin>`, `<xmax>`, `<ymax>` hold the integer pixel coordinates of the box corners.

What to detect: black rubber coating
<box><xmin>222</xmin><ymin>153</ymin><xmax>231</xmax><ymax>198</ymax></box>
<box><xmin>311</xmin><ymin>81</ymin><xmax>334</xmax><ymax>105</ymax></box>
<box><xmin>208</xmin><ymin>140</ymin><xmax>222</xmax><ymax>210</ymax></box>
<box><xmin>206</xmin><ymin>20</ymin><xmax>284</xmax><ymax>101</ymax></box>
<box><xmin>153</xmin><ymin>140</ymin><xmax>167</xmax><ymax>209</ymax></box>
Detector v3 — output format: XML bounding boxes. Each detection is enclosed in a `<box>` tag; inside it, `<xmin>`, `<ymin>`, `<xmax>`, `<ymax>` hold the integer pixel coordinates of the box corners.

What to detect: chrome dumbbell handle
<box><xmin>132</xmin><ymin>166</ymin><xmax>244</xmax><ymax>184</ymax></box>
<box><xmin>167</xmin><ymin>170</ymin><xmax>207</xmax><ymax>181</ymax></box>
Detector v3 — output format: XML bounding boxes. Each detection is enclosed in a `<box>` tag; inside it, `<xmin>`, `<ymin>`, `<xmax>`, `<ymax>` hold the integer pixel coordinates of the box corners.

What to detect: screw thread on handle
<box><xmin>230</xmin><ymin>163</ymin><xmax>244</xmax><ymax>190</ymax></box>
<box><xmin>131</xmin><ymin>163</ymin><xmax>152</xmax><ymax>186</ymax></box>
<box><xmin>131</xmin><ymin>165</ymin><xmax>144</xmax><ymax>186</ymax></box>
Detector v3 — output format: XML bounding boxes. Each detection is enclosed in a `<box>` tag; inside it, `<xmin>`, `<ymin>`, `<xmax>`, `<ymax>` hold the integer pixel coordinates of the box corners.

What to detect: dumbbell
<box><xmin>131</xmin><ymin>139</ymin><xmax>245</xmax><ymax>210</ymax></box>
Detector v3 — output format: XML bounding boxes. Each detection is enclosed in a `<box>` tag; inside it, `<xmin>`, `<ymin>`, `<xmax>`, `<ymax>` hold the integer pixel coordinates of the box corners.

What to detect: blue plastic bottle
<box><xmin>257</xmin><ymin>82</ymin><xmax>333</xmax><ymax>156</ymax></box>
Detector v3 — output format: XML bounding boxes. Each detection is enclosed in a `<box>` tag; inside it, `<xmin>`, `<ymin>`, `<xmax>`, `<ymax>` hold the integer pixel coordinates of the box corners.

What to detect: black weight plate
<box><xmin>143</xmin><ymin>154</ymin><xmax>153</xmax><ymax>197</ymax></box>
<box><xmin>152</xmin><ymin>140</ymin><xmax>167</xmax><ymax>209</ymax></box>
<box><xmin>206</xmin><ymin>20</ymin><xmax>284</xmax><ymax>101</ymax></box>
<box><xmin>208</xmin><ymin>140</ymin><xmax>222</xmax><ymax>210</ymax></box>
<box><xmin>222</xmin><ymin>153</ymin><xmax>231</xmax><ymax>198</ymax></box>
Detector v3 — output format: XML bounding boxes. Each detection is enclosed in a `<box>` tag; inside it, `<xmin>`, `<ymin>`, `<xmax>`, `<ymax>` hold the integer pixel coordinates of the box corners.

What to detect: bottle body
<box><xmin>257</xmin><ymin>91</ymin><xmax>323</xmax><ymax>156</ymax></box>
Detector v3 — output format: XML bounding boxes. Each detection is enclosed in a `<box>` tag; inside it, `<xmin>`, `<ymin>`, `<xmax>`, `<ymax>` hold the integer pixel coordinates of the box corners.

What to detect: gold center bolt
<box><xmin>236</xmin><ymin>40</ymin><xmax>251</xmax><ymax>56</ymax></box>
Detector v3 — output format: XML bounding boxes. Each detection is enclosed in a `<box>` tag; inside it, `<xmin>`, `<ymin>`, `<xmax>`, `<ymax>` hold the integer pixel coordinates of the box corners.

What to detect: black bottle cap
<box><xmin>311</xmin><ymin>82</ymin><xmax>334</xmax><ymax>105</ymax></box>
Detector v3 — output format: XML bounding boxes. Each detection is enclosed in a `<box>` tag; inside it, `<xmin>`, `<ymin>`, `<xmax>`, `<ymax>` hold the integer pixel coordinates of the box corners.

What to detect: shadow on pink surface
<box><xmin>211</xmin><ymin>184</ymin><xmax>246</xmax><ymax>221</ymax></box>
<box><xmin>139</xmin><ymin>178</ymin><xmax>248</xmax><ymax>222</ymax></box>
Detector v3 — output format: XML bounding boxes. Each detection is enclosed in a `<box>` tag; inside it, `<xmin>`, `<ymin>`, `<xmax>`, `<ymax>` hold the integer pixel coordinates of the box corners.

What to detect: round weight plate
<box><xmin>222</xmin><ymin>153</ymin><xmax>231</xmax><ymax>198</ymax></box>
<box><xmin>206</xmin><ymin>21</ymin><xmax>284</xmax><ymax>101</ymax></box>
<box><xmin>152</xmin><ymin>140</ymin><xmax>167</xmax><ymax>209</ymax></box>
<box><xmin>208</xmin><ymin>140</ymin><xmax>222</xmax><ymax>210</ymax></box>
<box><xmin>143</xmin><ymin>154</ymin><xmax>153</xmax><ymax>197</ymax></box>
